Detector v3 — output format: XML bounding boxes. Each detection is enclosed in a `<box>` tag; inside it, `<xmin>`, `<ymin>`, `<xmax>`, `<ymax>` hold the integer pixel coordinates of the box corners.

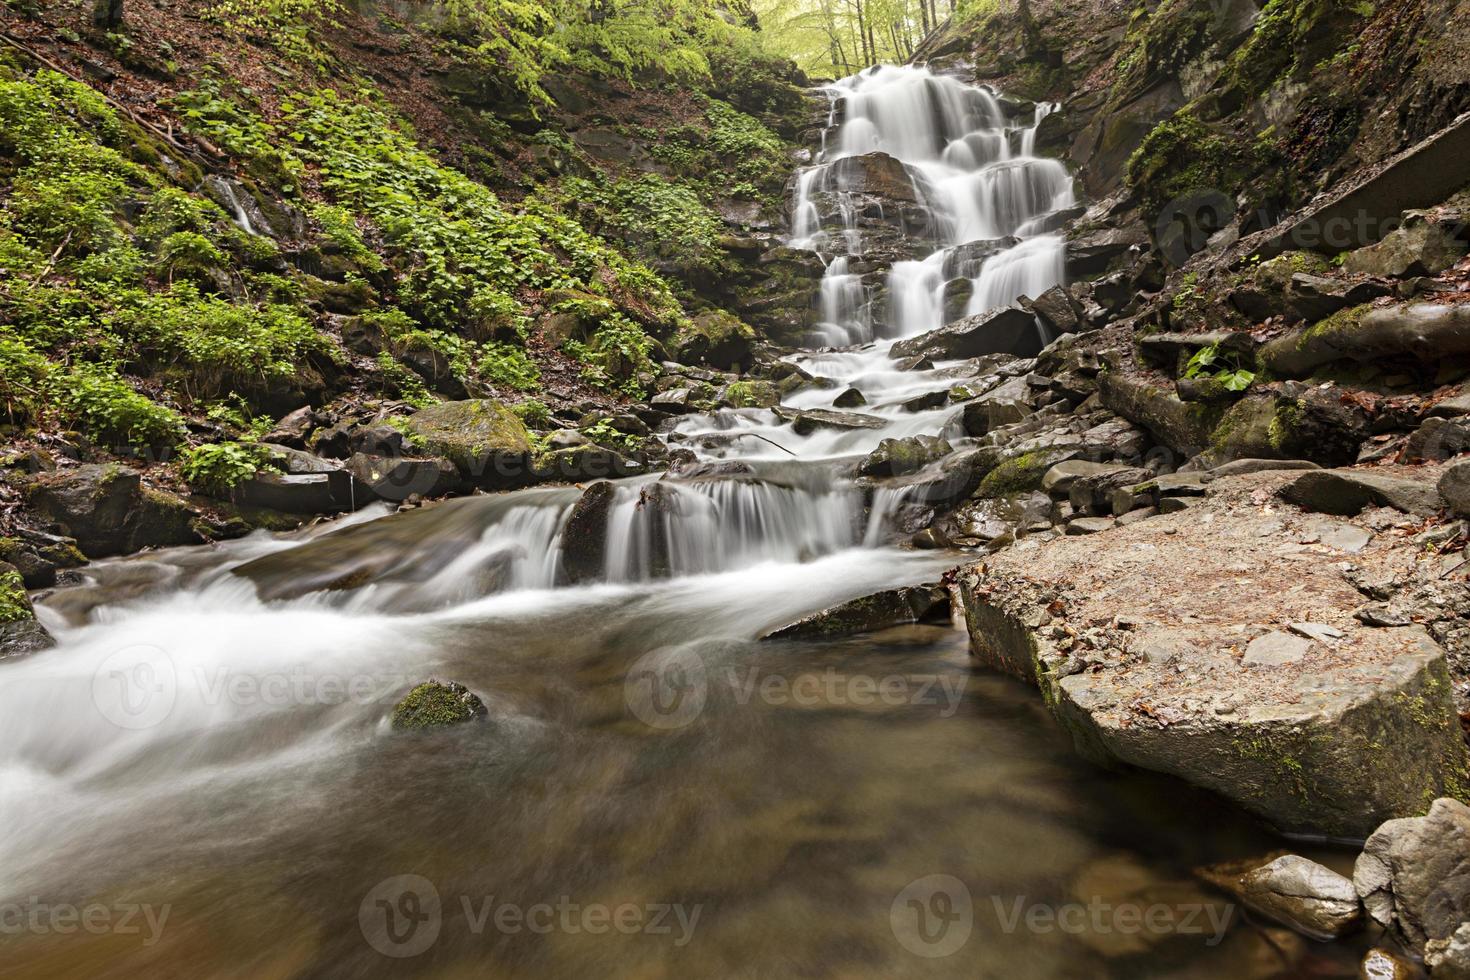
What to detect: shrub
<box><xmin>178</xmin><ymin>440</ymin><xmax>279</xmax><ymax>495</ymax></box>
<box><xmin>52</xmin><ymin>364</ymin><xmax>186</xmax><ymax>448</ymax></box>
<box><xmin>478</xmin><ymin>342</ymin><xmax>541</xmax><ymax>391</ymax></box>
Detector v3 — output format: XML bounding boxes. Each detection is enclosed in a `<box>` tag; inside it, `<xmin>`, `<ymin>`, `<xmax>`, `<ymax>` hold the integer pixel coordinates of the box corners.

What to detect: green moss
<box><xmin>391</xmin><ymin>680</ymin><xmax>486</xmax><ymax>730</ymax></box>
<box><xmin>1126</xmin><ymin>111</ymin><xmax>1276</xmax><ymax>222</ymax></box>
<box><xmin>0</xmin><ymin>567</ymin><xmax>33</xmax><ymax>624</ymax></box>
<box><xmin>977</xmin><ymin>451</ymin><xmax>1054</xmax><ymax>498</ymax></box>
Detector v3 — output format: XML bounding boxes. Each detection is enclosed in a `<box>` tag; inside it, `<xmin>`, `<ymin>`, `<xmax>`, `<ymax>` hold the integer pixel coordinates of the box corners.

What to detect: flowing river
<box><xmin>0</xmin><ymin>67</ymin><xmax>1362</xmax><ymax>977</ymax></box>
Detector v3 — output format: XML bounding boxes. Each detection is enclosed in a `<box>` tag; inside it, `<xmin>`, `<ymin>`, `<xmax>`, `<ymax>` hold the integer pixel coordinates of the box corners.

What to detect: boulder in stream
<box><xmin>761</xmin><ymin>584</ymin><xmax>950</xmax><ymax>640</ymax></box>
<box><xmin>0</xmin><ymin>562</ymin><xmax>54</xmax><ymax>659</ymax></box>
<box><xmin>1197</xmin><ymin>853</ymin><xmax>1361</xmax><ymax>940</ymax></box>
<box><xmin>1353</xmin><ymin>797</ymin><xmax>1470</xmax><ymax>957</ymax></box>
<box><xmin>391</xmin><ymin>680</ymin><xmax>488</xmax><ymax>730</ymax></box>
<box><xmin>26</xmin><ymin>464</ymin><xmax>201</xmax><ymax>558</ymax></box>
<box><xmin>889</xmin><ymin>306</ymin><xmax>1043</xmax><ymax>361</ymax></box>
<box><xmin>403</xmin><ymin>399</ymin><xmax>535</xmax><ymax>489</ymax></box>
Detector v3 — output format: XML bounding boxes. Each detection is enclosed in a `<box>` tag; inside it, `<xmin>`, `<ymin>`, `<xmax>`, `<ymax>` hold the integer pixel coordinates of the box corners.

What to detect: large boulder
<box><xmin>890</xmin><ymin>306</ymin><xmax>1044</xmax><ymax>360</ymax></box>
<box><xmin>26</xmin><ymin>464</ymin><xmax>200</xmax><ymax>558</ymax></box>
<box><xmin>1353</xmin><ymin>798</ymin><xmax>1470</xmax><ymax>956</ymax></box>
<box><xmin>345</xmin><ymin>453</ymin><xmax>462</xmax><ymax>502</ymax></box>
<box><xmin>671</xmin><ymin>310</ymin><xmax>757</xmax><ymax>371</ymax></box>
<box><xmin>761</xmin><ymin>584</ymin><xmax>949</xmax><ymax>640</ymax></box>
<box><xmin>1439</xmin><ymin>461</ymin><xmax>1470</xmax><ymax>517</ymax></box>
<box><xmin>1340</xmin><ymin>211</ymin><xmax>1468</xmax><ymax>278</ymax></box>
<box><xmin>1259</xmin><ymin>303</ymin><xmax>1470</xmax><ymax>378</ymax></box>
<box><xmin>560</xmin><ymin>481</ymin><xmax>617</xmax><ymax>583</ymax></box>
<box><xmin>1281</xmin><ymin>469</ymin><xmax>1444</xmax><ymax>518</ymax></box>
<box><xmin>857</xmin><ymin>436</ymin><xmax>952</xmax><ymax>478</ymax></box>
<box><xmin>1099</xmin><ymin>373</ymin><xmax>1220</xmax><ymax>458</ymax></box>
<box><xmin>403</xmin><ymin>400</ymin><xmax>535</xmax><ymax>489</ymax></box>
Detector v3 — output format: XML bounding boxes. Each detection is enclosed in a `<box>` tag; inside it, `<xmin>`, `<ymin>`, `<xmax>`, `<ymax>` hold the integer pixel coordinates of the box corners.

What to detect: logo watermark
<box><xmin>358</xmin><ymin>876</ymin><xmax>702</xmax><ymax>958</ymax></box>
<box><xmin>0</xmin><ymin>898</ymin><xmax>170</xmax><ymax>946</ymax></box>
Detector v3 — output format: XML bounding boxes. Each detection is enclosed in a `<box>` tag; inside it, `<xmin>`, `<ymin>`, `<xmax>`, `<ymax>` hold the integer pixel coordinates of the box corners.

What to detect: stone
<box><xmin>1099</xmin><ymin>373</ymin><xmax>1218</xmax><ymax>458</ymax></box>
<box><xmin>1066</xmin><ymin>517</ymin><xmax>1114</xmax><ymax>535</ymax></box>
<box><xmin>1425</xmin><ymin>921</ymin><xmax>1470</xmax><ymax>979</ymax></box>
<box><xmin>772</xmin><ymin>407</ymin><xmax>886</xmax><ymax>435</ymax></box>
<box><xmin>761</xmin><ymin>584</ymin><xmax>950</xmax><ymax>640</ymax></box>
<box><xmin>1427</xmin><ymin>390</ymin><xmax>1470</xmax><ymax>418</ymax></box>
<box><xmin>1260</xmin><ymin>303</ymin><xmax>1470</xmax><ymax>378</ymax></box>
<box><xmin>1024</xmin><ymin>285</ymin><xmax>1083</xmax><ymax>334</ymax></box>
<box><xmin>1284</xmin><ymin>273</ymin><xmax>1392</xmax><ymax>323</ymax></box>
<box><xmin>651</xmin><ymin>388</ymin><xmax>697</xmax><ymax>413</ymax></box>
<box><xmin>1439</xmin><ymin>461</ymin><xmax>1470</xmax><ymax>517</ymax></box>
<box><xmin>1281</xmin><ymin>470</ymin><xmax>1444</xmax><ymax>518</ymax></box>
<box><xmin>1243</xmin><ymin>631</ymin><xmax>1313</xmax><ymax>667</ymax></box>
<box><xmin>1405</xmin><ymin>417</ymin><xmax>1470</xmax><ymax>462</ymax></box>
<box><xmin>1359</xmin><ymin>947</ymin><xmax>1418</xmax><ymax>980</ymax></box>
<box><xmin>1206</xmin><ymin>458</ymin><xmax>1320</xmax><ymax>479</ymax></box>
<box><xmin>261</xmin><ymin>405</ymin><xmax>322</xmax><ymax>448</ymax></box>
<box><xmin>1290</xmin><ymin>622</ymin><xmax>1345</xmax><ymax>643</ymax></box>
<box><xmin>889</xmin><ymin>306</ymin><xmax>1045</xmax><ymax>361</ymax></box>
<box><xmin>1320</xmin><ymin>524</ymin><xmax>1374</xmax><ymax>554</ymax></box>
<box><xmin>403</xmin><ymin>400</ymin><xmax>535</xmax><ymax>489</ymax></box>
<box><xmin>232</xmin><ymin>472</ymin><xmax>342</xmax><ymax>515</ymax></box>
<box><xmin>559</xmin><ymin>481</ymin><xmax>616</xmax><ymax>584</ymax></box>
<box><xmin>857</xmin><ymin>435</ymin><xmax>952</xmax><ymax>478</ymax></box>
<box><xmin>346</xmin><ymin>453</ymin><xmax>461</xmax><ymax>502</ymax></box>
<box><xmin>26</xmin><ymin>464</ymin><xmax>201</xmax><ymax>558</ymax></box>
<box><xmin>1068</xmin><ymin>466</ymin><xmax>1153</xmax><ymax>516</ymax></box>
<box><xmin>391</xmin><ymin>680</ymin><xmax>487</xmax><ymax>730</ymax></box>
<box><xmin>901</xmin><ymin>389</ymin><xmax>949</xmax><ymax>412</ymax></box>
<box><xmin>1199</xmin><ymin>854</ymin><xmax>1362</xmax><ymax>940</ymax></box>
<box><xmin>1353</xmin><ymin>798</ymin><xmax>1470</xmax><ymax>955</ymax></box>
<box><xmin>673</xmin><ymin>310</ymin><xmax>757</xmax><ymax>370</ymax></box>
<box><xmin>532</xmin><ymin>445</ymin><xmax>637</xmax><ymax>482</ymax></box>
<box><xmin>0</xmin><ymin>562</ymin><xmax>54</xmax><ymax>659</ymax></box>
<box><xmin>960</xmin><ymin>376</ymin><xmax>1035</xmax><ymax>435</ymax></box>
<box><xmin>1042</xmin><ymin>460</ymin><xmax>1130</xmax><ymax>495</ymax></box>
<box><xmin>1341</xmin><ymin>212</ymin><xmax>1468</xmax><ymax>278</ymax></box>
<box><xmin>832</xmin><ymin>386</ymin><xmax>867</xmax><ymax>408</ymax></box>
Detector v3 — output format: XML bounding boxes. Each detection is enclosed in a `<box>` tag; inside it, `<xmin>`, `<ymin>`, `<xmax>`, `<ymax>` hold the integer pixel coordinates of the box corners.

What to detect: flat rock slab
<box><xmin>761</xmin><ymin>584</ymin><xmax>950</xmax><ymax>640</ymax></box>
<box><xmin>956</xmin><ymin>467</ymin><xmax>1470</xmax><ymax>838</ymax></box>
<box><xmin>1280</xmin><ymin>468</ymin><xmax>1444</xmax><ymax>517</ymax></box>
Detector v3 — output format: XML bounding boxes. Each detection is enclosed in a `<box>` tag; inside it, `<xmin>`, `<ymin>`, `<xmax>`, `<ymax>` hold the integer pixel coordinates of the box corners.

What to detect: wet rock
<box><xmin>1138</xmin><ymin>331</ymin><xmax>1256</xmax><ymax>372</ymax></box>
<box><xmin>833</xmin><ymin>386</ymin><xmax>867</xmax><ymax>408</ymax></box>
<box><xmin>1260</xmin><ymin>303</ymin><xmax>1470</xmax><ymax>378</ymax></box>
<box><xmin>404</xmin><ymin>399</ymin><xmax>535</xmax><ymax>489</ymax></box>
<box><xmin>1198</xmin><ymin>854</ymin><xmax>1361</xmax><ymax>940</ymax></box>
<box><xmin>0</xmin><ymin>531</ymin><xmax>85</xmax><ymax>589</ymax></box>
<box><xmin>1243</xmin><ymin>631</ymin><xmax>1313</xmax><ymax>667</ymax></box>
<box><xmin>533</xmin><ymin>445</ymin><xmax>637</xmax><ymax>482</ymax></box>
<box><xmin>233</xmin><ymin>472</ymin><xmax>343</xmax><ymax>515</ymax></box>
<box><xmin>672</xmin><ymin>310</ymin><xmax>757</xmax><ymax>370</ymax></box>
<box><xmin>826</xmin><ymin>151</ymin><xmax>919</xmax><ymax>204</ymax></box>
<box><xmin>560</xmin><ymin>481</ymin><xmax>616</xmax><ymax>584</ymax></box>
<box><xmin>0</xmin><ymin>562</ymin><xmax>54</xmax><ymax>659</ymax></box>
<box><xmin>1437</xmin><ymin>461</ymin><xmax>1470</xmax><ymax>517</ymax></box>
<box><xmin>1353</xmin><ymin>798</ymin><xmax>1470</xmax><ymax>956</ymax></box>
<box><xmin>1341</xmin><ymin>211</ymin><xmax>1468</xmax><ymax>278</ymax></box>
<box><xmin>346</xmin><ymin>453</ymin><xmax>462</xmax><ymax>502</ymax></box>
<box><xmin>718</xmin><ymin>380</ymin><xmax>780</xmax><ymax>409</ymax></box>
<box><xmin>889</xmin><ymin>306</ymin><xmax>1044</xmax><ymax>360</ymax></box>
<box><xmin>761</xmin><ymin>584</ymin><xmax>950</xmax><ymax>640</ymax></box>
<box><xmin>857</xmin><ymin>435</ymin><xmax>952</xmax><ymax>478</ymax></box>
<box><xmin>1281</xmin><ymin>470</ymin><xmax>1443</xmax><ymax>518</ymax></box>
<box><xmin>391</xmin><ymin>680</ymin><xmax>487</xmax><ymax>730</ymax></box>
<box><xmin>1427</xmin><ymin>389</ymin><xmax>1470</xmax><ymax>419</ymax></box>
<box><xmin>773</xmin><ymin>407</ymin><xmax>887</xmax><ymax>435</ymax></box>
<box><xmin>651</xmin><ymin>388</ymin><xmax>698</xmax><ymax>413</ymax></box>
<box><xmin>961</xmin><ymin>376</ymin><xmax>1036</xmax><ymax>435</ymax></box>
<box><xmin>1359</xmin><ymin>947</ymin><xmax>1418</xmax><ymax>980</ymax></box>
<box><xmin>1100</xmin><ymin>373</ymin><xmax>1218</xmax><ymax>458</ymax></box>
<box><xmin>26</xmin><ymin>464</ymin><xmax>201</xmax><ymax>558</ymax></box>
<box><xmin>901</xmin><ymin>389</ymin><xmax>949</xmax><ymax>412</ymax></box>
<box><xmin>1022</xmin><ymin>285</ymin><xmax>1084</xmax><ymax>334</ymax></box>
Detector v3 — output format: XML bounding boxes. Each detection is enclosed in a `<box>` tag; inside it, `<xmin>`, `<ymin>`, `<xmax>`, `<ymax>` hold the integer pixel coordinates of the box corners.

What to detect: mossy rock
<box><xmin>721</xmin><ymin>380</ymin><xmax>780</xmax><ymax>409</ymax></box>
<box><xmin>671</xmin><ymin>310</ymin><xmax>757</xmax><ymax>371</ymax></box>
<box><xmin>404</xmin><ymin>399</ymin><xmax>534</xmax><ymax>489</ymax></box>
<box><xmin>0</xmin><ymin>562</ymin><xmax>54</xmax><ymax>659</ymax></box>
<box><xmin>977</xmin><ymin>449</ymin><xmax>1073</xmax><ymax>498</ymax></box>
<box><xmin>391</xmin><ymin>680</ymin><xmax>487</xmax><ymax>730</ymax></box>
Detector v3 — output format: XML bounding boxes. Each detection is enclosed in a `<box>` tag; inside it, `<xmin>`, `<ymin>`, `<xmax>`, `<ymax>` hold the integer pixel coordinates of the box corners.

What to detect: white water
<box><xmin>0</xmin><ymin>65</ymin><xmax>1087</xmax><ymax>930</ymax></box>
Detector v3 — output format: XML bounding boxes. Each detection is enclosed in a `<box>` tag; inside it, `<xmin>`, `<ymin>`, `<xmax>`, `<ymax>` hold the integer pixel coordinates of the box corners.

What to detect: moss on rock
<box><xmin>391</xmin><ymin>680</ymin><xmax>488</xmax><ymax>730</ymax></box>
<box><xmin>404</xmin><ymin>399</ymin><xmax>534</xmax><ymax>488</ymax></box>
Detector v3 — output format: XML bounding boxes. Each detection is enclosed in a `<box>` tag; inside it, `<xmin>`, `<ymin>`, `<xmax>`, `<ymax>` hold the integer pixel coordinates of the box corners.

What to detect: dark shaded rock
<box><xmin>1099</xmin><ymin>373</ymin><xmax>1220</xmax><ymax>457</ymax></box>
<box><xmin>1440</xmin><ymin>462</ymin><xmax>1470</xmax><ymax>516</ymax></box>
<box><xmin>0</xmin><ymin>530</ymin><xmax>85</xmax><ymax>589</ymax></box>
<box><xmin>1353</xmin><ymin>798</ymin><xmax>1470</xmax><ymax>956</ymax></box>
<box><xmin>672</xmin><ymin>310</ymin><xmax>757</xmax><ymax>370</ymax></box>
<box><xmin>1284</xmin><ymin>273</ymin><xmax>1391</xmax><ymax>323</ymax></box>
<box><xmin>961</xmin><ymin>376</ymin><xmax>1036</xmax><ymax>435</ymax></box>
<box><xmin>1405</xmin><ymin>417</ymin><xmax>1470</xmax><ymax>463</ymax></box>
<box><xmin>560</xmin><ymin>481</ymin><xmax>616</xmax><ymax>583</ymax></box>
<box><xmin>890</xmin><ymin>306</ymin><xmax>1043</xmax><ymax>360</ymax></box>
<box><xmin>833</xmin><ymin>386</ymin><xmax>867</xmax><ymax>408</ymax></box>
<box><xmin>1067</xmin><ymin>466</ymin><xmax>1153</xmax><ymax>516</ymax></box>
<box><xmin>857</xmin><ymin>436</ymin><xmax>952</xmax><ymax>478</ymax></box>
<box><xmin>533</xmin><ymin>445</ymin><xmax>637</xmax><ymax>482</ymax></box>
<box><xmin>826</xmin><ymin>152</ymin><xmax>919</xmax><ymax>204</ymax></box>
<box><xmin>1023</xmin><ymin>285</ymin><xmax>1083</xmax><ymax>334</ymax></box>
<box><xmin>651</xmin><ymin>389</ymin><xmax>698</xmax><ymax>413</ymax></box>
<box><xmin>26</xmin><ymin>464</ymin><xmax>200</xmax><ymax>558</ymax></box>
<box><xmin>1281</xmin><ymin>469</ymin><xmax>1443</xmax><ymax>518</ymax></box>
<box><xmin>261</xmin><ymin>406</ymin><xmax>323</xmax><ymax>448</ymax></box>
<box><xmin>404</xmin><ymin>400</ymin><xmax>535</xmax><ymax>489</ymax></box>
<box><xmin>346</xmin><ymin>453</ymin><xmax>462</xmax><ymax>502</ymax></box>
<box><xmin>233</xmin><ymin>472</ymin><xmax>342</xmax><ymax>515</ymax></box>
<box><xmin>901</xmin><ymin>389</ymin><xmax>949</xmax><ymax>412</ymax></box>
<box><xmin>1341</xmin><ymin>211</ymin><xmax>1469</xmax><ymax>278</ymax></box>
<box><xmin>391</xmin><ymin>680</ymin><xmax>487</xmax><ymax>730</ymax></box>
<box><xmin>762</xmin><ymin>584</ymin><xmax>949</xmax><ymax>640</ymax></box>
<box><xmin>1137</xmin><ymin>331</ymin><xmax>1255</xmax><ymax>372</ymax></box>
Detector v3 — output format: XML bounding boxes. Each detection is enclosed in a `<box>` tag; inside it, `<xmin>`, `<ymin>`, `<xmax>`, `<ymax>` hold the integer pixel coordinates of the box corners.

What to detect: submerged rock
<box><xmin>761</xmin><ymin>584</ymin><xmax>950</xmax><ymax>640</ymax></box>
<box><xmin>391</xmin><ymin>680</ymin><xmax>488</xmax><ymax>730</ymax></box>
<box><xmin>1199</xmin><ymin>854</ymin><xmax>1361</xmax><ymax>940</ymax></box>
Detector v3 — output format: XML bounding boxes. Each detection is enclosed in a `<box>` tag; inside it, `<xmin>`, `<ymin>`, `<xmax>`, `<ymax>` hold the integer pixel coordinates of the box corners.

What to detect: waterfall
<box><xmin>789</xmin><ymin>66</ymin><xmax>1075</xmax><ymax>341</ymax></box>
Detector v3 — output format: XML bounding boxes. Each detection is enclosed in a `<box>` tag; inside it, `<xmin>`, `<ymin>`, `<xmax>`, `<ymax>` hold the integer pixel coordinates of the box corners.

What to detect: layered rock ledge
<box><xmin>955</xmin><ymin>467</ymin><xmax>1470</xmax><ymax>839</ymax></box>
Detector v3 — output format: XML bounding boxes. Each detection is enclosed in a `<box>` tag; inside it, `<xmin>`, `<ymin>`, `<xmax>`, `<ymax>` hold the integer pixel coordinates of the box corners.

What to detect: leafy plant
<box><xmin>478</xmin><ymin>342</ymin><xmax>541</xmax><ymax>391</ymax></box>
<box><xmin>178</xmin><ymin>441</ymin><xmax>280</xmax><ymax>495</ymax></box>
<box><xmin>1183</xmin><ymin>343</ymin><xmax>1256</xmax><ymax>392</ymax></box>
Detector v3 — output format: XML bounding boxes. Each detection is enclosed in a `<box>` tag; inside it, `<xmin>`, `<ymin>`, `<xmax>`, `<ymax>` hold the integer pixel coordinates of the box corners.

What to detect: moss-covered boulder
<box><xmin>391</xmin><ymin>680</ymin><xmax>488</xmax><ymax>730</ymax></box>
<box><xmin>25</xmin><ymin>464</ymin><xmax>201</xmax><ymax>559</ymax></box>
<box><xmin>0</xmin><ymin>562</ymin><xmax>54</xmax><ymax>659</ymax></box>
<box><xmin>670</xmin><ymin>310</ymin><xmax>756</xmax><ymax>370</ymax></box>
<box><xmin>719</xmin><ymin>380</ymin><xmax>780</xmax><ymax>409</ymax></box>
<box><xmin>403</xmin><ymin>400</ymin><xmax>535</xmax><ymax>490</ymax></box>
<box><xmin>1259</xmin><ymin>303</ymin><xmax>1470</xmax><ymax>378</ymax></box>
<box><xmin>977</xmin><ymin>449</ymin><xmax>1079</xmax><ymax>499</ymax></box>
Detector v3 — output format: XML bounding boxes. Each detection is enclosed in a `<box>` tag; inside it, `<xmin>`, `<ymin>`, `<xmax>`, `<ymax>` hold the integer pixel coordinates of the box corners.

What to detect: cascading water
<box><xmin>0</xmin><ymin>63</ymin><xmax>1323</xmax><ymax>980</ymax></box>
<box><xmin>790</xmin><ymin>65</ymin><xmax>1075</xmax><ymax>343</ymax></box>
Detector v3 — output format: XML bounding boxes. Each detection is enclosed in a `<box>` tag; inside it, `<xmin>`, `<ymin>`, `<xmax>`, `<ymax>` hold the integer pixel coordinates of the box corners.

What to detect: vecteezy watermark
<box><xmin>357</xmin><ymin>876</ymin><xmax>703</xmax><ymax>958</ymax></box>
<box><xmin>990</xmin><ymin>895</ymin><xmax>1236</xmax><ymax>947</ymax></box>
<box><xmin>0</xmin><ymin>898</ymin><xmax>171</xmax><ymax>946</ymax></box>
<box><xmin>890</xmin><ymin>875</ymin><xmax>974</xmax><ymax>958</ymax></box>
<box><xmin>91</xmin><ymin>645</ymin><xmax>413</xmax><ymax>730</ymax></box>
<box><xmin>624</xmin><ymin>647</ymin><xmax>967</xmax><ymax>729</ymax></box>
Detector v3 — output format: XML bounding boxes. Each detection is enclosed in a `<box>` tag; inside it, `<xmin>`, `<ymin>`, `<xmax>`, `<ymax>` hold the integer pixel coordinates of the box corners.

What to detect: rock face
<box><xmin>761</xmin><ymin>584</ymin><xmax>949</xmax><ymax>640</ymax></box>
<box><xmin>1198</xmin><ymin>853</ymin><xmax>1362</xmax><ymax>940</ymax></box>
<box><xmin>1353</xmin><ymin>798</ymin><xmax>1470</xmax><ymax>956</ymax></box>
<box><xmin>404</xmin><ymin>399</ymin><xmax>535</xmax><ymax>489</ymax></box>
<box><xmin>25</xmin><ymin>464</ymin><xmax>200</xmax><ymax>558</ymax></box>
<box><xmin>391</xmin><ymin>680</ymin><xmax>488</xmax><ymax>730</ymax></box>
<box><xmin>1441</xmin><ymin>462</ymin><xmax>1470</xmax><ymax>517</ymax></box>
<box><xmin>955</xmin><ymin>468</ymin><xmax>1470</xmax><ymax>838</ymax></box>
<box><xmin>889</xmin><ymin>306</ymin><xmax>1044</xmax><ymax>360</ymax></box>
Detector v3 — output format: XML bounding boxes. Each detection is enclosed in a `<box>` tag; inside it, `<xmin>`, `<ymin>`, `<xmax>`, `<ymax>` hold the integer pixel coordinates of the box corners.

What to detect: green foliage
<box><xmin>544</xmin><ymin>173</ymin><xmax>723</xmax><ymax>273</ymax></box>
<box><xmin>1184</xmin><ymin>343</ymin><xmax>1256</xmax><ymax>392</ymax></box>
<box><xmin>0</xmin><ymin>568</ymin><xmax>33</xmax><ymax>624</ymax></box>
<box><xmin>478</xmin><ymin>341</ymin><xmax>541</xmax><ymax>391</ymax></box>
<box><xmin>565</xmin><ymin>312</ymin><xmax>655</xmax><ymax>397</ymax></box>
<box><xmin>170</xmin><ymin>77</ymin><xmax>303</xmax><ymax>189</ymax></box>
<box><xmin>580</xmin><ymin>417</ymin><xmax>643</xmax><ymax>453</ymax></box>
<box><xmin>53</xmin><ymin>363</ymin><xmax>187</xmax><ymax>447</ymax></box>
<box><xmin>206</xmin><ymin>0</ymin><xmax>343</xmax><ymax>66</ymax></box>
<box><xmin>512</xmin><ymin>398</ymin><xmax>552</xmax><ymax>428</ymax></box>
<box><xmin>178</xmin><ymin>441</ymin><xmax>280</xmax><ymax>495</ymax></box>
<box><xmin>375</xmin><ymin>351</ymin><xmax>436</xmax><ymax>408</ymax></box>
<box><xmin>1125</xmin><ymin>112</ymin><xmax>1275</xmax><ymax>221</ymax></box>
